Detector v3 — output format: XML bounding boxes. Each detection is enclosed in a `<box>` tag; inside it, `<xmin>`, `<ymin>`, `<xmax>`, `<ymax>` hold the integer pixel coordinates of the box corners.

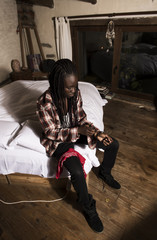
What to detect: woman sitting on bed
<box><xmin>36</xmin><ymin>58</ymin><xmax>120</xmax><ymax>233</ymax></box>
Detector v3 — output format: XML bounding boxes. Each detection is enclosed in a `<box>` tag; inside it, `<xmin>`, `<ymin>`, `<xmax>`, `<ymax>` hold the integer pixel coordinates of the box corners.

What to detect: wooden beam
<box><xmin>34</xmin><ymin>26</ymin><xmax>45</xmax><ymax>60</ymax></box>
<box><xmin>25</xmin><ymin>27</ymin><xmax>34</xmax><ymax>55</ymax></box>
<box><xmin>19</xmin><ymin>23</ymin><xmax>26</xmax><ymax>68</ymax></box>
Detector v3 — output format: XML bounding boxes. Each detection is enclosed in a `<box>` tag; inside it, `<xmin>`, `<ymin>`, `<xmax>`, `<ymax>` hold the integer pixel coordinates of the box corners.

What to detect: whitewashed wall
<box><xmin>0</xmin><ymin>0</ymin><xmax>21</xmax><ymax>83</ymax></box>
<box><xmin>50</xmin><ymin>0</ymin><xmax>157</xmax><ymax>17</ymax></box>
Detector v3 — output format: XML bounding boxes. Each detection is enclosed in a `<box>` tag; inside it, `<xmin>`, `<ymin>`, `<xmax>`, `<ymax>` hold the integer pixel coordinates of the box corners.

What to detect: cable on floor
<box><xmin>0</xmin><ymin>190</ymin><xmax>69</xmax><ymax>205</ymax></box>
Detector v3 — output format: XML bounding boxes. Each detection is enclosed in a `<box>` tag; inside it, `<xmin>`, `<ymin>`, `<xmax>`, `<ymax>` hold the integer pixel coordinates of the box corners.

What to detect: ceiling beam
<box><xmin>16</xmin><ymin>0</ymin><xmax>54</xmax><ymax>8</ymax></box>
<box><xmin>78</xmin><ymin>0</ymin><xmax>97</xmax><ymax>4</ymax></box>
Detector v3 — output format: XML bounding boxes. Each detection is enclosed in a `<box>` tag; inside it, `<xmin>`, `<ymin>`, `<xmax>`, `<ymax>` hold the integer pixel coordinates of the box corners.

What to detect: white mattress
<box><xmin>0</xmin><ymin>80</ymin><xmax>107</xmax><ymax>177</ymax></box>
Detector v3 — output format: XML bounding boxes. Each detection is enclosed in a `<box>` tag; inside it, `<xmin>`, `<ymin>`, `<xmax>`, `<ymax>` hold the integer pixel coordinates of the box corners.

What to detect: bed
<box><xmin>0</xmin><ymin>80</ymin><xmax>107</xmax><ymax>179</ymax></box>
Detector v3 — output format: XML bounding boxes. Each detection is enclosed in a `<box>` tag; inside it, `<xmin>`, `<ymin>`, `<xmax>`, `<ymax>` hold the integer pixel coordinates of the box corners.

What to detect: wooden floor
<box><xmin>0</xmin><ymin>97</ymin><xmax>157</xmax><ymax>240</ymax></box>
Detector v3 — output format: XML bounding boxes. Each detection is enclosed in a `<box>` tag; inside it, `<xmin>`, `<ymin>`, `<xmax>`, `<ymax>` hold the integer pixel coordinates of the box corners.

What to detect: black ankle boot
<box><xmin>83</xmin><ymin>195</ymin><xmax>104</xmax><ymax>233</ymax></box>
<box><xmin>99</xmin><ymin>167</ymin><xmax>121</xmax><ymax>189</ymax></box>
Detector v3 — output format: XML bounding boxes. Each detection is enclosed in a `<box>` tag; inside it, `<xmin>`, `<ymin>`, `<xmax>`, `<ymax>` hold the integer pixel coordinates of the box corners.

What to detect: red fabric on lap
<box><xmin>56</xmin><ymin>148</ymin><xmax>86</xmax><ymax>179</ymax></box>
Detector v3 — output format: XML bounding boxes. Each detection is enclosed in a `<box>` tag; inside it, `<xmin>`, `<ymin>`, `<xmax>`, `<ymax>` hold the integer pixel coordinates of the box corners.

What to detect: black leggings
<box><xmin>53</xmin><ymin>141</ymin><xmax>89</xmax><ymax>205</ymax></box>
<box><xmin>53</xmin><ymin>135</ymin><xmax>119</xmax><ymax>206</ymax></box>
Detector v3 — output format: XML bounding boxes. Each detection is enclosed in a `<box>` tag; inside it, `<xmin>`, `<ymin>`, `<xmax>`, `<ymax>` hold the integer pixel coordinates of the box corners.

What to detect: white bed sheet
<box><xmin>0</xmin><ymin>144</ymin><xmax>99</xmax><ymax>178</ymax></box>
<box><xmin>0</xmin><ymin>80</ymin><xmax>107</xmax><ymax>177</ymax></box>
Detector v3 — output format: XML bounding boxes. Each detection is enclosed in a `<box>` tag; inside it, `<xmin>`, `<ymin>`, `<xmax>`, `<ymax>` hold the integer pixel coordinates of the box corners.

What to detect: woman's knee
<box><xmin>112</xmin><ymin>138</ymin><xmax>119</xmax><ymax>150</ymax></box>
<box><xmin>64</xmin><ymin>156</ymin><xmax>85</xmax><ymax>180</ymax></box>
<box><xmin>71</xmin><ymin>167</ymin><xmax>85</xmax><ymax>180</ymax></box>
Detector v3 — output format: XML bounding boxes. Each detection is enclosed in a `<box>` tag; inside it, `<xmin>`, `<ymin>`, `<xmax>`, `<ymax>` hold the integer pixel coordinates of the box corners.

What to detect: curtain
<box><xmin>55</xmin><ymin>17</ymin><xmax>72</xmax><ymax>60</ymax></box>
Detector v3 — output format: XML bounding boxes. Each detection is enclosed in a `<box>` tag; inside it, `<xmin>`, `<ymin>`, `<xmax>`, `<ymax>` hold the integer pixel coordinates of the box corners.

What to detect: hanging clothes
<box><xmin>54</xmin><ymin>17</ymin><xmax>72</xmax><ymax>60</ymax></box>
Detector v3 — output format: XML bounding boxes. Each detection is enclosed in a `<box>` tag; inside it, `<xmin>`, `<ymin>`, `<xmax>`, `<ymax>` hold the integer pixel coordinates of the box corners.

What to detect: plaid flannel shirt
<box><xmin>36</xmin><ymin>88</ymin><xmax>97</xmax><ymax>157</ymax></box>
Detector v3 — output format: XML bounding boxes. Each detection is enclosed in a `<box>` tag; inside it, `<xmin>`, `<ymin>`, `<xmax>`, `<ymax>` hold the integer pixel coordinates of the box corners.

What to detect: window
<box><xmin>112</xmin><ymin>25</ymin><xmax>157</xmax><ymax>99</ymax></box>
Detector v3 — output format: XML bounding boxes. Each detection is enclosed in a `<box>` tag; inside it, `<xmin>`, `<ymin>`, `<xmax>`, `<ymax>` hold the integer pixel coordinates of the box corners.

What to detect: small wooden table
<box><xmin>10</xmin><ymin>71</ymin><xmax>49</xmax><ymax>81</ymax></box>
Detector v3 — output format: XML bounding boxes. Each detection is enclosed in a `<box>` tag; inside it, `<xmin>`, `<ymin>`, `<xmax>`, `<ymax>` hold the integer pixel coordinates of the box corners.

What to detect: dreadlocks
<box><xmin>48</xmin><ymin>59</ymin><xmax>78</xmax><ymax>126</ymax></box>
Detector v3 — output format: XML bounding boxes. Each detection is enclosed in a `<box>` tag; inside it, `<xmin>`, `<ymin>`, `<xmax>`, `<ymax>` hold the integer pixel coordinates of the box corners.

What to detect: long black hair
<box><xmin>48</xmin><ymin>58</ymin><xmax>78</xmax><ymax>126</ymax></box>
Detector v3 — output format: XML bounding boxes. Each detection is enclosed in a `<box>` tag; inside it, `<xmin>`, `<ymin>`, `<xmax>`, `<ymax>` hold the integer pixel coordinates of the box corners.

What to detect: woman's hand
<box><xmin>97</xmin><ymin>132</ymin><xmax>113</xmax><ymax>146</ymax></box>
<box><xmin>78</xmin><ymin>123</ymin><xmax>96</xmax><ymax>137</ymax></box>
<box><xmin>78</xmin><ymin>124</ymin><xmax>113</xmax><ymax>146</ymax></box>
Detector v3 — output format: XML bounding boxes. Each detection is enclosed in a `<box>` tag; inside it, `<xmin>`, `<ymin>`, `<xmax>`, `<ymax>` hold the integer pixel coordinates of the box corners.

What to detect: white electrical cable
<box><xmin>0</xmin><ymin>191</ymin><xmax>69</xmax><ymax>205</ymax></box>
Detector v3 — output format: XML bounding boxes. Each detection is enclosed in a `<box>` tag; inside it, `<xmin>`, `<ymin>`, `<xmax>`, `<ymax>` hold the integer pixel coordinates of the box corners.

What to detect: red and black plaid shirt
<box><xmin>36</xmin><ymin>88</ymin><xmax>97</xmax><ymax>156</ymax></box>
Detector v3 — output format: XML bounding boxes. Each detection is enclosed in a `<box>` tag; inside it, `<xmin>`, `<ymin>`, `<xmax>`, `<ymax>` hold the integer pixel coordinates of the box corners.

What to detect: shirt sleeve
<box><xmin>77</xmin><ymin>90</ymin><xmax>100</xmax><ymax>148</ymax></box>
<box><xmin>76</xmin><ymin>90</ymin><xmax>89</xmax><ymax>126</ymax></box>
<box><xmin>77</xmin><ymin>90</ymin><xmax>99</xmax><ymax>131</ymax></box>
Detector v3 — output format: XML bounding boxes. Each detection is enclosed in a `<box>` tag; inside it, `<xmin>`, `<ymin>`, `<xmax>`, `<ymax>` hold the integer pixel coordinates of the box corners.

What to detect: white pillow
<box><xmin>0</xmin><ymin>121</ymin><xmax>21</xmax><ymax>149</ymax></box>
<box><xmin>9</xmin><ymin>120</ymin><xmax>46</xmax><ymax>154</ymax></box>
